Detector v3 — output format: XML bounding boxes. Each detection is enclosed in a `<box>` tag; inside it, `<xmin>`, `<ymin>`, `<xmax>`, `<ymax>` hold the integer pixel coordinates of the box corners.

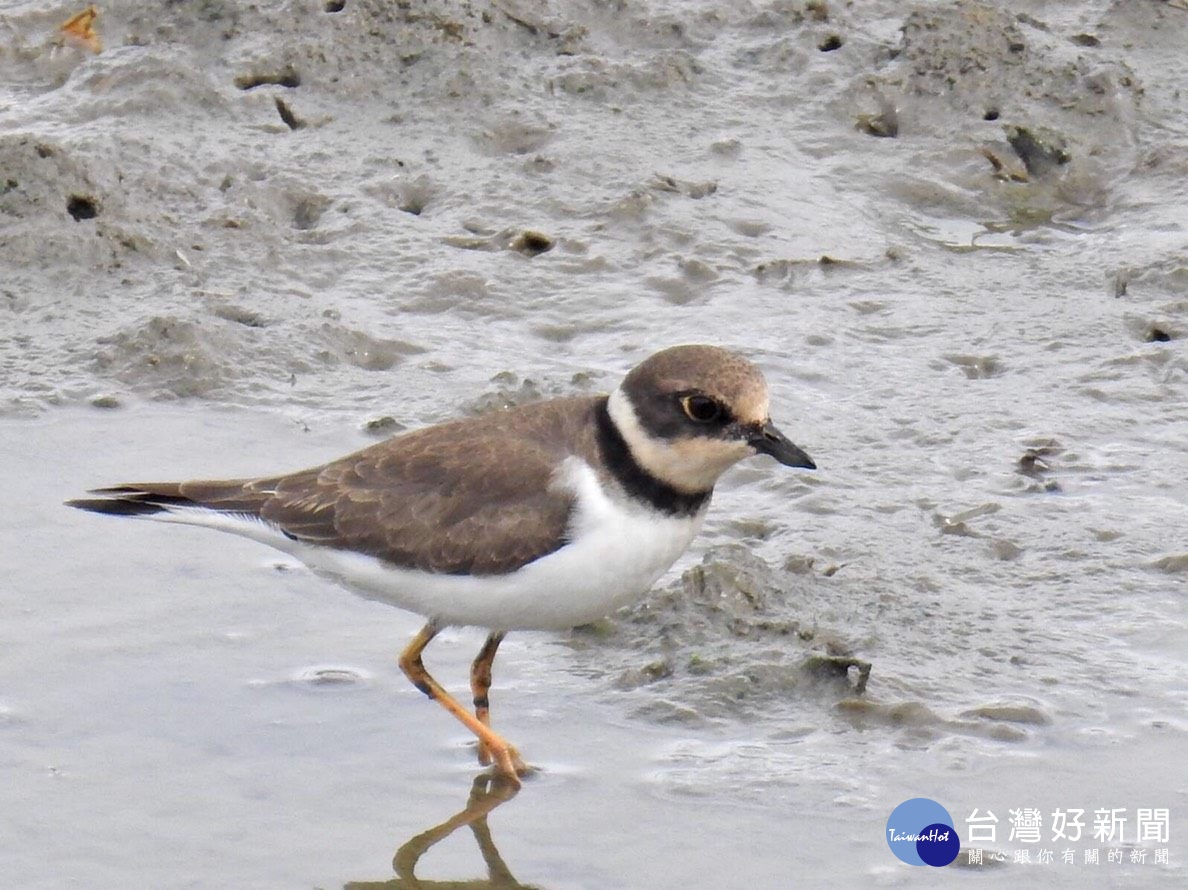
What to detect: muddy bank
<box><xmin>3</xmin><ymin>1</ymin><xmax>1186</xmax><ymax>886</ymax></box>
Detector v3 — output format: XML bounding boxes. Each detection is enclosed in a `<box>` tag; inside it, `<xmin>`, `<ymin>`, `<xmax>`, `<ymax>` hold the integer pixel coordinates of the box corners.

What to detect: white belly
<box><xmin>296</xmin><ymin>459</ymin><xmax>706</xmax><ymax>630</ymax></box>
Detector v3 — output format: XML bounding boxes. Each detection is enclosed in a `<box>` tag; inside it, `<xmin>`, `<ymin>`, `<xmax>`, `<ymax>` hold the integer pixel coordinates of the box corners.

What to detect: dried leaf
<box><xmin>59</xmin><ymin>5</ymin><xmax>102</xmax><ymax>54</ymax></box>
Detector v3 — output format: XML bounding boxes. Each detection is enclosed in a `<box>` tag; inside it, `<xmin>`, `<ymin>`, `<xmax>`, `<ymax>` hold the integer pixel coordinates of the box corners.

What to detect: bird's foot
<box><xmin>477</xmin><ymin>740</ymin><xmax>530</xmax><ymax>771</ymax></box>
<box><xmin>485</xmin><ymin>743</ymin><xmax>534</xmax><ymax>786</ymax></box>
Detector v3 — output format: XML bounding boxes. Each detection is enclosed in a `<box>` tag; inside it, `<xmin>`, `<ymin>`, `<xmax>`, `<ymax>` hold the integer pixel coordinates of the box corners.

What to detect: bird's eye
<box><xmin>681</xmin><ymin>395</ymin><xmax>722</xmax><ymax>423</ymax></box>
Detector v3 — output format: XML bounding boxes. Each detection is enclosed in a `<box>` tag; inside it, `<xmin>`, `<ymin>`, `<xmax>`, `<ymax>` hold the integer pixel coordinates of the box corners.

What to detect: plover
<box><xmin>68</xmin><ymin>344</ymin><xmax>815</xmax><ymax>784</ymax></box>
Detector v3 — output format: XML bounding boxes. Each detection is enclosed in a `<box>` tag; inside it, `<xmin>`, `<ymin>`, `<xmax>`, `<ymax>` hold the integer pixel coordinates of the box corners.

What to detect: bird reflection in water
<box><xmin>345</xmin><ymin>774</ymin><xmax>543</xmax><ymax>890</ymax></box>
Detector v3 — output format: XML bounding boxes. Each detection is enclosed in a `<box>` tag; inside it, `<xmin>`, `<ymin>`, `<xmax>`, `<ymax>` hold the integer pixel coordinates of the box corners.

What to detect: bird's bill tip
<box><xmin>748</xmin><ymin>421</ymin><xmax>816</xmax><ymax>470</ymax></box>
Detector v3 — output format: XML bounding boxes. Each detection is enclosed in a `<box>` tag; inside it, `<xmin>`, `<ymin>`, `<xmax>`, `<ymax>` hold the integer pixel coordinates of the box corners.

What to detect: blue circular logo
<box><xmin>886</xmin><ymin>798</ymin><xmax>959</xmax><ymax>867</ymax></box>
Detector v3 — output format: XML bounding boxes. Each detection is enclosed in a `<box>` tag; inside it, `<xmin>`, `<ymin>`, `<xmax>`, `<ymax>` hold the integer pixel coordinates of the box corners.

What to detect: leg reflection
<box><xmin>345</xmin><ymin>774</ymin><xmax>537</xmax><ymax>890</ymax></box>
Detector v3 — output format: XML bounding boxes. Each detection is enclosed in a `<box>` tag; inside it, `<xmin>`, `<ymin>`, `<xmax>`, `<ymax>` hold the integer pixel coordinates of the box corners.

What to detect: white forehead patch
<box><xmin>733</xmin><ymin>389</ymin><xmax>770</xmax><ymax>425</ymax></box>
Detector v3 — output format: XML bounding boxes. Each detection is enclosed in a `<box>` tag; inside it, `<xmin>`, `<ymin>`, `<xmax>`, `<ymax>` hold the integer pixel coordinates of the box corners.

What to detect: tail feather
<box><xmin>65</xmin><ymin>480</ymin><xmax>265</xmax><ymax>518</ymax></box>
<box><xmin>65</xmin><ymin>479</ymin><xmax>299</xmax><ymax>553</ymax></box>
<box><xmin>65</xmin><ymin>496</ymin><xmax>171</xmax><ymax>517</ymax></box>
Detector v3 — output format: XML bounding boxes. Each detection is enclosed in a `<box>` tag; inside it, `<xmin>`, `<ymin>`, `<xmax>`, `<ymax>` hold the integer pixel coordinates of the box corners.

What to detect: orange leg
<box><xmin>398</xmin><ymin>622</ymin><xmax>529</xmax><ymax>784</ymax></box>
<box><xmin>470</xmin><ymin>632</ymin><xmax>505</xmax><ymax>766</ymax></box>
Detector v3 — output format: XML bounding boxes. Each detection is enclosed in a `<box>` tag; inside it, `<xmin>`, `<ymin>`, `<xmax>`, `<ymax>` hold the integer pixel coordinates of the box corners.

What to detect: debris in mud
<box><xmin>1018</xmin><ymin>445</ymin><xmax>1054</xmax><ymax>474</ymax></box>
<box><xmin>803</xmin><ymin>654</ymin><xmax>871</xmax><ymax>694</ymax></box>
<box><xmin>754</xmin><ymin>255</ymin><xmax>862</xmax><ymax>285</ymax></box>
<box><xmin>274</xmin><ymin>97</ymin><xmax>306</xmax><ymax>130</ymax></box>
<box><xmin>651</xmin><ymin>174</ymin><xmax>717</xmax><ymax>199</ymax></box>
<box><xmin>234</xmin><ymin>66</ymin><xmax>301</xmax><ymax>90</ymax></box>
<box><xmin>932</xmin><ymin>503</ymin><xmax>1000</xmax><ymax>538</ymax></box>
<box><xmin>939</xmin><ymin>353</ymin><xmax>1003</xmax><ymax>379</ymax></box>
<box><xmin>58</xmin><ymin>6</ymin><xmax>102</xmax><ymax>54</ymax></box>
<box><xmin>443</xmin><ymin>228</ymin><xmax>555</xmax><ymax>256</ymax></box>
<box><xmin>856</xmin><ymin>93</ymin><xmax>898</xmax><ymax>138</ymax></box>
<box><xmin>362</xmin><ymin>415</ymin><xmax>404</xmax><ymax>436</ymax></box>
<box><xmin>616</xmin><ymin>658</ymin><xmax>675</xmax><ymax>689</ymax></box>
<box><xmin>980</xmin><ymin>147</ymin><xmax>1029</xmax><ymax>182</ymax></box>
<box><xmin>1005</xmin><ymin>125</ymin><xmax>1071</xmax><ymax>177</ymax></box>
<box><xmin>210</xmin><ymin>303</ymin><xmax>268</xmax><ymax>328</ymax></box>
<box><xmin>1017</xmin><ymin>439</ymin><xmax>1062</xmax><ymax>492</ymax></box>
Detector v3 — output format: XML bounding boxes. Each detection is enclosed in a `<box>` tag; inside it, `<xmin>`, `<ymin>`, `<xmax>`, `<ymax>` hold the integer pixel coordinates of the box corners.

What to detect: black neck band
<box><xmin>595</xmin><ymin>398</ymin><xmax>711</xmax><ymax>517</ymax></box>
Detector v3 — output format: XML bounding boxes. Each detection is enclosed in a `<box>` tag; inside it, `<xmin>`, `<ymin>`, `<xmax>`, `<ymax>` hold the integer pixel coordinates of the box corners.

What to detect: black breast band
<box><xmin>594</xmin><ymin>398</ymin><xmax>711</xmax><ymax>517</ymax></box>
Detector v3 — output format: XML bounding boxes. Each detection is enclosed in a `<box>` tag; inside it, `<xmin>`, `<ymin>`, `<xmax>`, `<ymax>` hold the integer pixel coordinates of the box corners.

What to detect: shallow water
<box><xmin>2</xmin><ymin>0</ymin><xmax>1186</xmax><ymax>886</ymax></box>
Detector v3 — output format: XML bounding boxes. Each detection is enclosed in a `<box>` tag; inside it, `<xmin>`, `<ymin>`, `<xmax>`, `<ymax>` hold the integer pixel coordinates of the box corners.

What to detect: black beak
<box><xmin>748</xmin><ymin>420</ymin><xmax>816</xmax><ymax>469</ymax></box>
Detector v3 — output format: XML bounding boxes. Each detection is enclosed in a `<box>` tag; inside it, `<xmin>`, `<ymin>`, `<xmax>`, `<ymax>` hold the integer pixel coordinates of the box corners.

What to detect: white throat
<box><xmin>606</xmin><ymin>388</ymin><xmax>751</xmax><ymax>494</ymax></box>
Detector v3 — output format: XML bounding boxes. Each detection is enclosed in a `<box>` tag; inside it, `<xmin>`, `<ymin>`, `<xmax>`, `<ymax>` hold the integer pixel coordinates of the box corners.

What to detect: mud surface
<box><xmin>3</xmin><ymin>1</ymin><xmax>1187</xmax><ymax>887</ymax></box>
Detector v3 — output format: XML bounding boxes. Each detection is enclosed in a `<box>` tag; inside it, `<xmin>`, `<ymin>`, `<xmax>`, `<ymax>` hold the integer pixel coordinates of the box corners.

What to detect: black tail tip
<box><xmin>65</xmin><ymin>497</ymin><xmax>166</xmax><ymax>517</ymax></box>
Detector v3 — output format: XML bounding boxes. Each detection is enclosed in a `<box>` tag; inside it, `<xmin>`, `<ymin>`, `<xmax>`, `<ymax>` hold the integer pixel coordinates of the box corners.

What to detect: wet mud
<box><xmin>3</xmin><ymin>1</ymin><xmax>1187</xmax><ymax>887</ymax></box>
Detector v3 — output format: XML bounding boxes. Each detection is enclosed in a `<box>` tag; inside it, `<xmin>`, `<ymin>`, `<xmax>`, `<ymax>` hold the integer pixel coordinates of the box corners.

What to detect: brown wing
<box><xmin>72</xmin><ymin>398</ymin><xmax>603</xmax><ymax>576</ymax></box>
<box><xmin>256</xmin><ymin>420</ymin><xmax>576</xmax><ymax>575</ymax></box>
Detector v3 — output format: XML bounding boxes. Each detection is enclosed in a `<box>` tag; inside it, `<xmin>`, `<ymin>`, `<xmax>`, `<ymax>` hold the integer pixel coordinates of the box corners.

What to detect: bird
<box><xmin>67</xmin><ymin>344</ymin><xmax>816</xmax><ymax>784</ymax></box>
